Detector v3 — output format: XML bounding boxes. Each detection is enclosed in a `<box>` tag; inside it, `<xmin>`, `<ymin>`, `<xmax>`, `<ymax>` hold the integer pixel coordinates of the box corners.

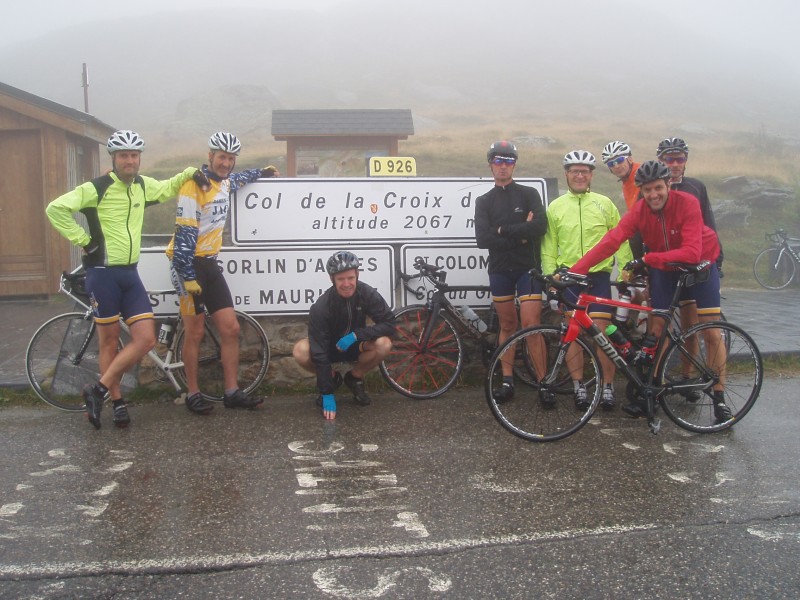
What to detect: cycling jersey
<box><xmin>474</xmin><ymin>182</ymin><xmax>548</xmax><ymax>274</ymax></box>
<box><xmin>46</xmin><ymin>168</ymin><xmax>197</xmax><ymax>266</ymax></box>
<box><xmin>620</xmin><ymin>162</ymin><xmax>641</xmax><ymax>211</ymax></box>
<box><xmin>541</xmin><ymin>190</ymin><xmax>633</xmax><ymax>276</ymax></box>
<box><xmin>670</xmin><ymin>176</ymin><xmax>723</xmax><ymax>266</ymax></box>
<box><xmin>308</xmin><ymin>281</ymin><xmax>396</xmax><ymax>395</ymax></box>
<box><xmin>571</xmin><ymin>189</ymin><xmax>720</xmax><ymax>274</ymax></box>
<box><xmin>167</xmin><ymin>165</ymin><xmax>262</xmax><ymax>281</ymax></box>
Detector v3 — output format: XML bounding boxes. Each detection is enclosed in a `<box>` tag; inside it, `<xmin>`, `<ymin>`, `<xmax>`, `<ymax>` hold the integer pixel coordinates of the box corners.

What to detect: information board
<box><xmin>231</xmin><ymin>177</ymin><xmax>547</xmax><ymax>245</ymax></box>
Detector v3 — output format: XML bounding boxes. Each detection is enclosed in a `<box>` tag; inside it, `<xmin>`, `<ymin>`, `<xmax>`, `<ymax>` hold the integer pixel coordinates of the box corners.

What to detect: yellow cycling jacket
<box><xmin>541</xmin><ymin>190</ymin><xmax>633</xmax><ymax>276</ymax></box>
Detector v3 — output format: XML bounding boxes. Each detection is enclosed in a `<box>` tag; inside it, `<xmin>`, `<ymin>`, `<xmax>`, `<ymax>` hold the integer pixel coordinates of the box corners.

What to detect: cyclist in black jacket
<box><xmin>475</xmin><ymin>140</ymin><xmax>548</xmax><ymax>404</ymax></box>
<box><xmin>293</xmin><ymin>251</ymin><xmax>396</xmax><ymax>420</ymax></box>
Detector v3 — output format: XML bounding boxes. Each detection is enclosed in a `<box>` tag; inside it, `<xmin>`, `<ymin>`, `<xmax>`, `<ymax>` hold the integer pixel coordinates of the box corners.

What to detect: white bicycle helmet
<box><xmin>563</xmin><ymin>150</ymin><xmax>596</xmax><ymax>170</ymax></box>
<box><xmin>106</xmin><ymin>130</ymin><xmax>145</xmax><ymax>154</ymax></box>
<box><xmin>208</xmin><ymin>131</ymin><xmax>241</xmax><ymax>155</ymax></box>
<box><xmin>326</xmin><ymin>251</ymin><xmax>361</xmax><ymax>276</ymax></box>
<box><xmin>601</xmin><ymin>141</ymin><xmax>631</xmax><ymax>164</ymax></box>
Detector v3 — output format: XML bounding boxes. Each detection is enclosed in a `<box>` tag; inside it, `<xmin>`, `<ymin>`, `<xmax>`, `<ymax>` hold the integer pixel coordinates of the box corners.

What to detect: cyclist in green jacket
<box><xmin>541</xmin><ymin>150</ymin><xmax>633</xmax><ymax>411</ymax></box>
<box><xmin>45</xmin><ymin>130</ymin><xmax>208</xmax><ymax>430</ymax></box>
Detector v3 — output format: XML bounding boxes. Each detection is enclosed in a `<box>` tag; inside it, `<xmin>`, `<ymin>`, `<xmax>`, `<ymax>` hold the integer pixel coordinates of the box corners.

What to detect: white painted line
<box><xmin>392</xmin><ymin>512</ymin><xmax>429</xmax><ymax>538</ymax></box>
<box><xmin>75</xmin><ymin>503</ymin><xmax>108</xmax><ymax>517</ymax></box>
<box><xmin>296</xmin><ymin>474</ymin><xmax>397</xmax><ymax>488</ymax></box>
<box><xmin>295</xmin><ymin>461</ymin><xmax>384</xmax><ymax>472</ymax></box>
<box><xmin>0</xmin><ymin>522</ymin><xmax>659</xmax><ymax>580</ymax></box>
<box><xmin>47</xmin><ymin>449</ymin><xmax>67</xmax><ymax>457</ymax></box>
<box><xmin>105</xmin><ymin>462</ymin><xmax>133</xmax><ymax>473</ymax></box>
<box><xmin>0</xmin><ymin>503</ymin><xmax>24</xmax><ymax>516</ymax></box>
<box><xmin>303</xmin><ymin>503</ymin><xmax>410</xmax><ymax>515</ymax></box>
<box><xmin>667</xmin><ymin>472</ymin><xmax>693</xmax><ymax>483</ymax></box>
<box><xmin>15</xmin><ymin>484</ymin><xmax>32</xmax><ymax>491</ymax></box>
<box><xmin>622</xmin><ymin>443</ymin><xmax>640</xmax><ymax>450</ymax></box>
<box><xmin>91</xmin><ymin>482</ymin><xmax>119</xmax><ymax>497</ymax></box>
<box><xmin>29</xmin><ymin>465</ymin><xmax>81</xmax><ymax>477</ymax></box>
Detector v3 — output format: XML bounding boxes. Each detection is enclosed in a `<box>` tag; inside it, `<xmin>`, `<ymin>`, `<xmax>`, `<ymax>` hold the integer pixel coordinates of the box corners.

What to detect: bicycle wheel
<box><xmin>174</xmin><ymin>311</ymin><xmax>270</xmax><ymax>401</ymax></box>
<box><xmin>485</xmin><ymin>326</ymin><xmax>601</xmax><ymax>442</ymax></box>
<box><xmin>753</xmin><ymin>247</ymin><xmax>795</xmax><ymax>290</ymax></box>
<box><xmin>25</xmin><ymin>312</ymin><xmax>115</xmax><ymax>411</ymax></box>
<box><xmin>379</xmin><ymin>305</ymin><xmax>463</xmax><ymax>399</ymax></box>
<box><xmin>659</xmin><ymin>321</ymin><xmax>762</xmax><ymax>433</ymax></box>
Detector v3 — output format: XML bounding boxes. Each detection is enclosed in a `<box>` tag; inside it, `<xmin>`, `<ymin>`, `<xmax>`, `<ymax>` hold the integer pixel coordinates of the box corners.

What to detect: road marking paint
<box><xmin>392</xmin><ymin>512</ymin><xmax>429</xmax><ymax>538</ymax></box>
<box><xmin>599</xmin><ymin>429</ymin><xmax>622</xmax><ymax>437</ymax></box>
<box><xmin>667</xmin><ymin>472</ymin><xmax>693</xmax><ymax>483</ymax></box>
<box><xmin>15</xmin><ymin>484</ymin><xmax>32</xmax><ymax>491</ymax></box>
<box><xmin>715</xmin><ymin>472</ymin><xmax>735</xmax><ymax>486</ymax></box>
<box><xmin>29</xmin><ymin>465</ymin><xmax>81</xmax><ymax>477</ymax></box>
<box><xmin>303</xmin><ymin>503</ymin><xmax>410</xmax><ymax>515</ymax></box>
<box><xmin>297</xmin><ymin>473</ymin><xmax>397</xmax><ymax>488</ymax></box>
<box><xmin>360</xmin><ymin>444</ymin><xmax>379</xmax><ymax>452</ymax></box>
<box><xmin>47</xmin><ymin>449</ymin><xmax>67</xmax><ymax>457</ymax></box>
<box><xmin>105</xmin><ymin>462</ymin><xmax>133</xmax><ymax>473</ymax></box>
<box><xmin>75</xmin><ymin>503</ymin><xmax>108</xmax><ymax>518</ymax></box>
<box><xmin>622</xmin><ymin>443</ymin><xmax>640</xmax><ymax>450</ymax></box>
<box><xmin>0</xmin><ymin>522</ymin><xmax>659</xmax><ymax>580</ymax></box>
<box><xmin>91</xmin><ymin>483</ymin><xmax>119</xmax><ymax>497</ymax></box>
<box><xmin>313</xmin><ymin>565</ymin><xmax>450</xmax><ymax>597</ymax></box>
<box><xmin>692</xmin><ymin>443</ymin><xmax>725</xmax><ymax>453</ymax></box>
<box><xmin>0</xmin><ymin>503</ymin><xmax>24</xmax><ymax>516</ymax></box>
<box><xmin>663</xmin><ymin>443</ymin><xmax>680</xmax><ymax>455</ymax></box>
<box><xmin>295</xmin><ymin>460</ymin><xmax>385</xmax><ymax>472</ymax></box>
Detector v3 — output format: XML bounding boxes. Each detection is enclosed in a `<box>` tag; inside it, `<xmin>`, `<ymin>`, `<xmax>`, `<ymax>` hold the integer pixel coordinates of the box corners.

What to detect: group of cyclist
<box><xmin>475</xmin><ymin>138</ymin><xmax>730</xmax><ymax>423</ymax></box>
<box><xmin>45</xmin><ymin>127</ymin><xmax>729</xmax><ymax>429</ymax></box>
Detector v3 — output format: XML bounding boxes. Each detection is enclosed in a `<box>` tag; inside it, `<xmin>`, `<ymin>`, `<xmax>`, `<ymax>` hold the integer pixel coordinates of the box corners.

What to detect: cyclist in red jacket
<box><xmin>570</xmin><ymin>160</ymin><xmax>731</xmax><ymax>423</ymax></box>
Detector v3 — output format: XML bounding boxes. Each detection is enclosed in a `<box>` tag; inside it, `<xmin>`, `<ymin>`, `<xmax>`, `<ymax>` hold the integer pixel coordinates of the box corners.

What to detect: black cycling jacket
<box><xmin>308</xmin><ymin>280</ymin><xmax>396</xmax><ymax>394</ymax></box>
<box><xmin>670</xmin><ymin>177</ymin><xmax>724</xmax><ymax>266</ymax></box>
<box><xmin>474</xmin><ymin>181</ymin><xmax>548</xmax><ymax>273</ymax></box>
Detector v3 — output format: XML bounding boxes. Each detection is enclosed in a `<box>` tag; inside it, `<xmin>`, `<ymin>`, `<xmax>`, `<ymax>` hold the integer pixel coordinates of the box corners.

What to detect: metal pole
<box><xmin>82</xmin><ymin>63</ymin><xmax>89</xmax><ymax>113</ymax></box>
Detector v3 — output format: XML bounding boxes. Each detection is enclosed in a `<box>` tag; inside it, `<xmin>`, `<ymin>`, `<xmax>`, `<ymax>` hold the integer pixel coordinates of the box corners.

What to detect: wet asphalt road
<box><xmin>1</xmin><ymin>377</ymin><xmax>799</xmax><ymax>599</ymax></box>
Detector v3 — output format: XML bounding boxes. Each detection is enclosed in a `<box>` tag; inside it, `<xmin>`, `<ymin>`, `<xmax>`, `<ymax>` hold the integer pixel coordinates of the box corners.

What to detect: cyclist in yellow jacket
<box><xmin>166</xmin><ymin>132</ymin><xmax>278</xmax><ymax>414</ymax></box>
<box><xmin>45</xmin><ymin>130</ymin><xmax>208</xmax><ymax>429</ymax></box>
<box><xmin>541</xmin><ymin>150</ymin><xmax>633</xmax><ymax>411</ymax></box>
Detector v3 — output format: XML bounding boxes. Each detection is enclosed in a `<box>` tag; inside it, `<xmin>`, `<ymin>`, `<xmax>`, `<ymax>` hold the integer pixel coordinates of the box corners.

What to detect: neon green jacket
<box><xmin>541</xmin><ymin>190</ymin><xmax>633</xmax><ymax>276</ymax></box>
<box><xmin>46</xmin><ymin>167</ymin><xmax>197</xmax><ymax>266</ymax></box>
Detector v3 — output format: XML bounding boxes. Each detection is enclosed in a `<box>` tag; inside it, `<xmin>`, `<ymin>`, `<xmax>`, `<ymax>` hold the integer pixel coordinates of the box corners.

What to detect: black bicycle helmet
<box><xmin>634</xmin><ymin>160</ymin><xmax>671</xmax><ymax>187</ymax></box>
<box><xmin>487</xmin><ymin>140</ymin><xmax>518</xmax><ymax>162</ymax></box>
<box><xmin>326</xmin><ymin>251</ymin><xmax>361</xmax><ymax>276</ymax></box>
<box><xmin>656</xmin><ymin>137</ymin><xmax>689</xmax><ymax>157</ymax></box>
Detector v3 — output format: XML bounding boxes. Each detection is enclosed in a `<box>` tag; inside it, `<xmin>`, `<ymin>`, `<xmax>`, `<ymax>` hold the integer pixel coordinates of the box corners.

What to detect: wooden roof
<box><xmin>0</xmin><ymin>80</ymin><xmax>114</xmax><ymax>143</ymax></box>
<box><xmin>272</xmin><ymin>109</ymin><xmax>413</xmax><ymax>139</ymax></box>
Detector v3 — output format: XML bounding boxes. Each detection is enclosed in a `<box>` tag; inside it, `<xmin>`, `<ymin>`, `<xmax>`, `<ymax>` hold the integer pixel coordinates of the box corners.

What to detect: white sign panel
<box><xmin>137</xmin><ymin>246</ymin><xmax>395</xmax><ymax>316</ymax></box>
<box><xmin>400</xmin><ymin>245</ymin><xmax>492</xmax><ymax>307</ymax></box>
<box><xmin>231</xmin><ymin>177</ymin><xmax>547</xmax><ymax>245</ymax></box>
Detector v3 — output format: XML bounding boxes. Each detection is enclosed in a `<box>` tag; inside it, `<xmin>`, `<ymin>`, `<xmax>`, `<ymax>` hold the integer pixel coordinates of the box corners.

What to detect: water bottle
<box><xmin>459</xmin><ymin>305</ymin><xmax>488</xmax><ymax>333</ymax></box>
<box><xmin>605</xmin><ymin>323</ymin><xmax>633</xmax><ymax>360</ymax></box>
<box><xmin>637</xmin><ymin>333</ymin><xmax>658</xmax><ymax>366</ymax></box>
<box><xmin>158</xmin><ymin>322</ymin><xmax>174</xmax><ymax>346</ymax></box>
<box><xmin>614</xmin><ymin>291</ymin><xmax>631</xmax><ymax>325</ymax></box>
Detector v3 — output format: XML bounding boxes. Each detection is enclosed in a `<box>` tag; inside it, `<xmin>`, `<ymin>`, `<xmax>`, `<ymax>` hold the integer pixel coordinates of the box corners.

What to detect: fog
<box><xmin>2</xmin><ymin>0</ymin><xmax>800</xmax><ymax>144</ymax></box>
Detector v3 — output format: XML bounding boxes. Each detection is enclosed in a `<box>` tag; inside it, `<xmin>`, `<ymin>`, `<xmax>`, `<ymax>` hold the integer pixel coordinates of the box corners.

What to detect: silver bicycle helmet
<box><xmin>487</xmin><ymin>140</ymin><xmax>518</xmax><ymax>162</ymax></box>
<box><xmin>634</xmin><ymin>159</ymin><xmax>671</xmax><ymax>186</ymax></box>
<box><xmin>326</xmin><ymin>251</ymin><xmax>361</xmax><ymax>276</ymax></box>
<box><xmin>563</xmin><ymin>150</ymin><xmax>596</xmax><ymax>170</ymax></box>
<box><xmin>656</xmin><ymin>137</ymin><xmax>689</xmax><ymax>157</ymax></box>
<box><xmin>601</xmin><ymin>141</ymin><xmax>631</xmax><ymax>163</ymax></box>
<box><xmin>106</xmin><ymin>130</ymin><xmax>145</xmax><ymax>154</ymax></box>
<box><xmin>208</xmin><ymin>131</ymin><xmax>241</xmax><ymax>155</ymax></box>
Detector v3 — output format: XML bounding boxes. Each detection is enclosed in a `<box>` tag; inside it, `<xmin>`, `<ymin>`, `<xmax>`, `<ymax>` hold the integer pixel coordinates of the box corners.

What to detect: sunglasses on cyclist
<box><xmin>492</xmin><ymin>157</ymin><xmax>517</xmax><ymax>165</ymax></box>
<box><xmin>606</xmin><ymin>156</ymin><xmax>628</xmax><ymax>168</ymax></box>
<box><xmin>662</xmin><ymin>156</ymin><xmax>687</xmax><ymax>165</ymax></box>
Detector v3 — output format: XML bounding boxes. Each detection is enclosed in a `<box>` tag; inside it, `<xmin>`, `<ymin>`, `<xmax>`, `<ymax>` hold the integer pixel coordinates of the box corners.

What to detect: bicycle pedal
<box><xmin>649</xmin><ymin>418</ymin><xmax>661</xmax><ymax>435</ymax></box>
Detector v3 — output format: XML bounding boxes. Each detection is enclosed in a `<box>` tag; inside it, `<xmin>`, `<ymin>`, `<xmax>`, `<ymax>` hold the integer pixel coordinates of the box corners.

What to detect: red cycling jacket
<box><xmin>572</xmin><ymin>189</ymin><xmax>720</xmax><ymax>274</ymax></box>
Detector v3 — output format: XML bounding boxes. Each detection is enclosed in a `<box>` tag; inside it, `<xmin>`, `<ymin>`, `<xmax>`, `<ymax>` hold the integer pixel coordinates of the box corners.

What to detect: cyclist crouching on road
<box><xmin>45</xmin><ymin>130</ymin><xmax>210</xmax><ymax>430</ymax></box>
<box><xmin>569</xmin><ymin>160</ymin><xmax>732</xmax><ymax>423</ymax></box>
<box><xmin>167</xmin><ymin>132</ymin><xmax>279</xmax><ymax>415</ymax></box>
<box><xmin>293</xmin><ymin>251</ymin><xmax>396</xmax><ymax>420</ymax></box>
<box><xmin>474</xmin><ymin>140</ymin><xmax>548</xmax><ymax>405</ymax></box>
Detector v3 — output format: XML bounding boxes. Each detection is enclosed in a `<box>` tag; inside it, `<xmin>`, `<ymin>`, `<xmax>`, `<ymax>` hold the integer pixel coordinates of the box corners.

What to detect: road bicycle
<box><xmin>753</xmin><ymin>229</ymin><xmax>800</xmax><ymax>289</ymax></box>
<box><xmin>25</xmin><ymin>266</ymin><xmax>270</xmax><ymax>411</ymax></box>
<box><xmin>485</xmin><ymin>262</ymin><xmax>763</xmax><ymax>442</ymax></box>
<box><xmin>379</xmin><ymin>258</ymin><xmax>498</xmax><ymax>399</ymax></box>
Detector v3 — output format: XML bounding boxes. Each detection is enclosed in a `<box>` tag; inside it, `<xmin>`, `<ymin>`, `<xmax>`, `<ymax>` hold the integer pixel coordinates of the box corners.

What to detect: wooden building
<box><xmin>272</xmin><ymin>109</ymin><xmax>414</xmax><ymax>177</ymax></box>
<box><xmin>0</xmin><ymin>81</ymin><xmax>114</xmax><ymax>297</ymax></box>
